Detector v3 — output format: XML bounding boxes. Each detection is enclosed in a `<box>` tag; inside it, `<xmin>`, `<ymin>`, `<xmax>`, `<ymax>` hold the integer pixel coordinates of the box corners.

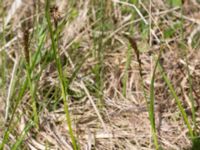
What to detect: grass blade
<box><xmin>158</xmin><ymin>61</ymin><xmax>194</xmax><ymax>138</ymax></box>
<box><xmin>149</xmin><ymin>54</ymin><xmax>161</xmax><ymax>149</ymax></box>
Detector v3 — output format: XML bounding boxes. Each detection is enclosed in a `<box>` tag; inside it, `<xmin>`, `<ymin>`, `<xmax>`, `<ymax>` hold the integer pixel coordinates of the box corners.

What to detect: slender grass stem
<box><xmin>26</xmin><ymin>65</ymin><xmax>39</xmax><ymax>128</ymax></box>
<box><xmin>149</xmin><ymin>54</ymin><xmax>161</xmax><ymax>150</ymax></box>
<box><xmin>180</xmin><ymin>3</ymin><xmax>196</xmax><ymax>134</ymax></box>
<box><xmin>45</xmin><ymin>0</ymin><xmax>79</xmax><ymax>149</ymax></box>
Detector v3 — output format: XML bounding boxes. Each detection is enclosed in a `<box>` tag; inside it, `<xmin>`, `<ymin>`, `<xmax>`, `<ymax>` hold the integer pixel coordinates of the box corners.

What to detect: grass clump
<box><xmin>0</xmin><ymin>0</ymin><xmax>200</xmax><ymax>149</ymax></box>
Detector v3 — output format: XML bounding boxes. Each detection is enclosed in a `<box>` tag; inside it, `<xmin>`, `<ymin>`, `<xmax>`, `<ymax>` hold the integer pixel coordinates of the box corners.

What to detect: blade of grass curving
<box><xmin>180</xmin><ymin>4</ymin><xmax>196</xmax><ymax>134</ymax></box>
<box><xmin>158</xmin><ymin>61</ymin><xmax>194</xmax><ymax>138</ymax></box>
<box><xmin>45</xmin><ymin>0</ymin><xmax>79</xmax><ymax>149</ymax></box>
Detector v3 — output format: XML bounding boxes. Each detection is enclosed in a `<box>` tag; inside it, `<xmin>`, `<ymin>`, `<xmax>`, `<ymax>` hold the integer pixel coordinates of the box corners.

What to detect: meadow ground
<box><xmin>0</xmin><ymin>0</ymin><xmax>200</xmax><ymax>149</ymax></box>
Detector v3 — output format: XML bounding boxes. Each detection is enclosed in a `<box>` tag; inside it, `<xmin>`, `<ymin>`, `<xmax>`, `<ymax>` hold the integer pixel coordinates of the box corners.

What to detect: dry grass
<box><xmin>0</xmin><ymin>0</ymin><xmax>200</xmax><ymax>149</ymax></box>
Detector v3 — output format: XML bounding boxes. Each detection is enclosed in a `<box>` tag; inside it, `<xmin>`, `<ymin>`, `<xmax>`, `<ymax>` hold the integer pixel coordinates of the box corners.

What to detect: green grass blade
<box><xmin>158</xmin><ymin>62</ymin><xmax>194</xmax><ymax>138</ymax></box>
<box><xmin>149</xmin><ymin>55</ymin><xmax>160</xmax><ymax>150</ymax></box>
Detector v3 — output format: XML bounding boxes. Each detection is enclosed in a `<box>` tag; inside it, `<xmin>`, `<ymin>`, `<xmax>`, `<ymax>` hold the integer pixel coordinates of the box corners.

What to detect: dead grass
<box><xmin>0</xmin><ymin>0</ymin><xmax>200</xmax><ymax>149</ymax></box>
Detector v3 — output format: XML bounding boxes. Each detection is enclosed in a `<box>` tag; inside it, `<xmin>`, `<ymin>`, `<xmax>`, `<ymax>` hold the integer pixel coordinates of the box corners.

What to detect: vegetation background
<box><xmin>0</xmin><ymin>0</ymin><xmax>200</xmax><ymax>149</ymax></box>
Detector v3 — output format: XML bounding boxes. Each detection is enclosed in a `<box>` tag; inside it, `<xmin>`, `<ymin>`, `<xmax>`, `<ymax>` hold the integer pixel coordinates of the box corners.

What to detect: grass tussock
<box><xmin>0</xmin><ymin>0</ymin><xmax>200</xmax><ymax>149</ymax></box>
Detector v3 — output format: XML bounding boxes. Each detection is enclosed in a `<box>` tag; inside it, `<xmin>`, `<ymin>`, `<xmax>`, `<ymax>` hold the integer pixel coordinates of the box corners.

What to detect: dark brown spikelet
<box><xmin>50</xmin><ymin>5</ymin><xmax>61</xmax><ymax>28</ymax></box>
<box><xmin>22</xmin><ymin>10</ymin><xmax>32</xmax><ymax>64</ymax></box>
<box><xmin>23</xmin><ymin>28</ymin><xmax>30</xmax><ymax>64</ymax></box>
<box><xmin>125</xmin><ymin>35</ymin><xmax>144</xmax><ymax>77</ymax></box>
